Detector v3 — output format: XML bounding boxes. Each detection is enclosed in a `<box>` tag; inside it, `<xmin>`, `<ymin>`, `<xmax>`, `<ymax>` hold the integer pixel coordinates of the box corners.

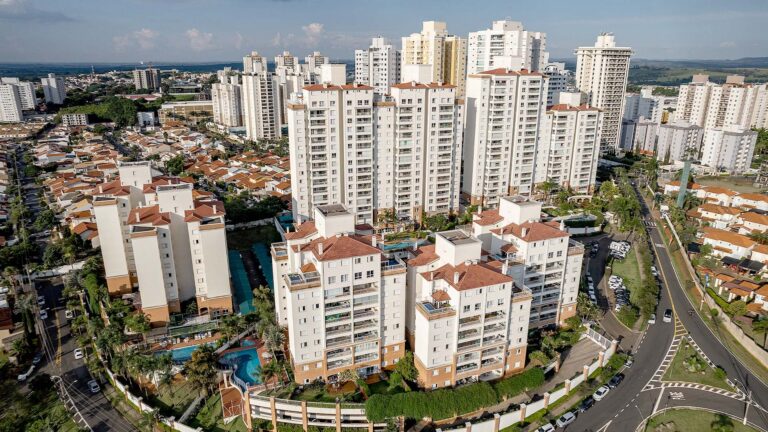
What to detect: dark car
<box><xmin>608</xmin><ymin>373</ymin><xmax>625</xmax><ymax>388</ymax></box>
<box><xmin>579</xmin><ymin>395</ymin><xmax>595</xmax><ymax>412</ymax></box>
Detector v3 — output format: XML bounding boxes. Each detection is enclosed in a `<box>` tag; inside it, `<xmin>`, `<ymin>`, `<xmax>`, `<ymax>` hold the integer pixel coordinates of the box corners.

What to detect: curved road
<box><xmin>566</xmin><ymin>184</ymin><xmax>768</xmax><ymax>432</ymax></box>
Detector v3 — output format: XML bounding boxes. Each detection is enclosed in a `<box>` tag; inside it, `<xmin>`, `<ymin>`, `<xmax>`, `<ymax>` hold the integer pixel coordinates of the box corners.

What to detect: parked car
<box><xmin>74</xmin><ymin>348</ymin><xmax>84</xmax><ymax>360</ymax></box>
<box><xmin>17</xmin><ymin>365</ymin><xmax>34</xmax><ymax>382</ymax></box>
<box><xmin>32</xmin><ymin>353</ymin><xmax>43</xmax><ymax>365</ymax></box>
<box><xmin>536</xmin><ymin>424</ymin><xmax>555</xmax><ymax>432</ymax></box>
<box><xmin>608</xmin><ymin>373</ymin><xmax>625</xmax><ymax>388</ymax></box>
<box><xmin>88</xmin><ymin>380</ymin><xmax>101</xmax><ymax>394</ymax></box>
<box><xmin>556</xmin><ymin>411</ymin><xmax>577</xmax><ymax>428</ymax></box>
<box><xmin>65</xmin><ymin>309</ymin><xmax>74</xmax><ymax>319</ymax></box>
<box><xmin>663</xmin><ymin>309</ymin><xmax>672</xmax><ymax>323</ymax></box>
<box><xmin>625</xmin><ymin>355</ymin><xmax>634</xmax><ymax>367</ymax></box>
<box><xmin>648</xmin><ymin>313</ymin><xmax>656</xmax><ymax>324</ymax></box>
<box><xmin>39</xmin><ymin>309</ymin><xmax>48</xmax><ymax>320</ymax></box>
<box><xmin>579</xmin><ymin>395</ymin><xmax>595</xmax><ymax>412</ymax></box>
<box><xmin>593</xmin><ymin>385</ymin><xmax>610</xmax><ymax>401</ymax></box>
<box><xmin>36</xmin><ymin>295</ymin><xmax>45</xmax><ymax>306</ymax></box>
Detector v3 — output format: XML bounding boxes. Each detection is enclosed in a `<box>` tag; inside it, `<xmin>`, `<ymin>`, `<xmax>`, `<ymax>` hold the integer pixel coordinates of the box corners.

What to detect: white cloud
<box><xmin>302</xmin><ymin>22</ymin><xmax>324</xmax><ymax>46</ymax></box>
<box><xmin>112</xmin><ymin>28</ymin><xmax>158</xmax><ymax>52</ymax></box>
<box><xmin>185</xmin><ymin>28</ymin><xmax>214</xmax><ymax>51</ymax></box>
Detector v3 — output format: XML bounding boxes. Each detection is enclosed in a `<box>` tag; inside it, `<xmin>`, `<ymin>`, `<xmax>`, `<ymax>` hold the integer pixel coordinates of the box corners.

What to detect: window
<box><xmin>354</xmin><ymin>272</ymin><xmax>362</xmax><ymax>280</ymax></box>
<box><xmin>340</xmin><ymin>274</ymin><xmax>348</xmax><ymax>282</ymax></box>
<box><xmin>366</xmin><ymin>270</ymin><xmax>374</xmax><ymax>278</ymax></box>
<box><xmin>328</xmin><ymin>276</ymin><xmax>336</xmax><ymax>284</ymax></box>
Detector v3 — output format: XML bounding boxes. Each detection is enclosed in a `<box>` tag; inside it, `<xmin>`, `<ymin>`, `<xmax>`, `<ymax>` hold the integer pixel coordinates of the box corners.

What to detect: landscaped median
<box><xmin>646</xmin><ymin>408</ymin><xmax>759</xmax><ymax>432</ymax></box>
<box><xmin>663</xmin><ymin>339</ymin><xmax>733</xmax><ymax>392</ymax></box>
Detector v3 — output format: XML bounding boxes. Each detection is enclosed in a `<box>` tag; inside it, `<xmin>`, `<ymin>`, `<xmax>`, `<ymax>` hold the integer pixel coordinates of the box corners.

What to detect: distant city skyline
<box><xmin>0</xmin><ymin>0</ymin><xmax>766</xmax><ymax>63</ymax></box>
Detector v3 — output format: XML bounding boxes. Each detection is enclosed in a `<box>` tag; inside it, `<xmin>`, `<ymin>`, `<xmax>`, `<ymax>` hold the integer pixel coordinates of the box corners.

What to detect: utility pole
<box><xmin>52</xmin><ymin>376</ymin><xmax>93</xmax><ymax>432</ymax></box>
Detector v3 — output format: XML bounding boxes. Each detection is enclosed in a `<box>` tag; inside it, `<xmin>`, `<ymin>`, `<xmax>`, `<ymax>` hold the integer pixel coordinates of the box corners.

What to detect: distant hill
<box><xmin>631</xmin><ymin>57</ymin><xmax>768</xmax><ymax>69</ymax></box>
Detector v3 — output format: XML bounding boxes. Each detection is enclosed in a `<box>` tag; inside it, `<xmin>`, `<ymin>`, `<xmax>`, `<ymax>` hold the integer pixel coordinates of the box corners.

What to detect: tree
<box><xmin>185</xmin><ymin>345</ymin><xmax>219</xmax><ymax>396</ymax></box>
<box><xmin>338</xmin><ymin>368</ymin><xmax>359</xmax><ymax>385</ymax></box>
<box><xmin>528</xmin><ymin>350</ymin><xmax>550</xmax><ymax>366</ymax></box>
<box><xmin>165</xmin><ymin>155</ymin><xmax>185</xmax><ymax>176</ymax></box>
<box><xmin>394</xmin><ymin>351</ymin><xmax>418</xmax><ymax>382</ymax></box>
<box><xmin>536</xmin><ymin>179</ymin><xmax>558</xmax><ymax>204</ymax></box>
<box><xmin>711</xmin><ymin>413</ymin><xmax>735</xmax><ymax>432</ymax></box>
<box><xmin>124</xmin><ymin>312</ymin><xmax>151</xmax><ymax>341</ymax></box>
<box><xmin>727</xmin><ymin>300</ymin><xmax>747</xmax><ymax>317</ymax></box>
<box><xmin>220</xmin><ymin>314</ymin><xmax>246</xmax><ymax>340</ymax></box>
<box><xmin>577</xmin><ymin>292</ymin><xmax>599</xmax><ymax>321</ymax></box>
<box><xmin>263</xmin><ymin>325</ymin><xmax>285</xmax><ymax>355</ymax></box>
<box><xmin>254</xmin><ymin>359</ymin><xmax>278</xmax><ymax>389</ymax></box>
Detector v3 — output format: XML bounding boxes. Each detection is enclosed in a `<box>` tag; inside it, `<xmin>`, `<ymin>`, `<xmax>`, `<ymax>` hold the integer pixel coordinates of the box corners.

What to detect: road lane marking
<box><xmin>653</xmin><ymin>388</ymin><xmax>665</xmax><ymax>413</ymax></box>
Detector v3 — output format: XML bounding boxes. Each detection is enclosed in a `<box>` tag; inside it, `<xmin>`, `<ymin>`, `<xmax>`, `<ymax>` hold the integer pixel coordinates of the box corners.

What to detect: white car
<box><xmin>88</xmin><ymin>380</ymin><xmax>101</xmax><ymax>394</ymax></box>
<box><xmin>65</xmin><ymin>309</ymin><xmax>74</xmax><ymax>319</ymax></box>
<box><xmin>649</xmin><ymin>313</ymin><xmax>656</xmax><ymax>324</ymax></box>
<box><xmin>593</xmin><ymin>385</ymin><xmax>610</xmax><ymax>401</ymax></box>
<box><xmin>536</xmin><ymin>424</ymin><xmax>555</xmax><ymax>432</ymax></box>
<box><xmin>39</xmin><ymin>309</ymin><xmax>48</xmax><ymax>320</ymax></box>
<box><xmin>556</xmin><ymin>411</ymin><xmax>577</xmax><ymax>428</ymax></box>
<box><xmin>74</xmin><ymin>348</ymin><xmax>84</xmax><ymax>360</ymax></box>
<box><xmin>17</xmin><ymin>365</ymin><xmax>35</xmax><ymax>382</ymax></box>
<box><xmin>36</xmin><ymin>295</ymin><xmax>45</xmax><ymax>306</ymax></box>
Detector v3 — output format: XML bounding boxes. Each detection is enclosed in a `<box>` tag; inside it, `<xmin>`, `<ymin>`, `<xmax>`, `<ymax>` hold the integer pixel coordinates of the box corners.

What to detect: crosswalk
<box><xmin>644</xmin><ymin>220</ymin><xmax>656</xmax><ymax>227</ymax></box>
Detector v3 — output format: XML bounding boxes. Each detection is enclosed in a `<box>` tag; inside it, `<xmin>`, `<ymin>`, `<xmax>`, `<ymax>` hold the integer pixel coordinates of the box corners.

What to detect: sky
<box><xmin>0</xmin><ymin>0</ymin><xmax>766</xmax><ymax>63</ymax></box>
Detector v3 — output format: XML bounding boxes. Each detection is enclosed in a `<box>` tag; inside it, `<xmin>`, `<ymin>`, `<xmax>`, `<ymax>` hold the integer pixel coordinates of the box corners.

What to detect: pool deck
<box><xmin>151</xmin><ymin>333</ymin><xmax>220</xmax><ymax>352</ymax></box>
<box><xmin>220</xmin><ymin>337</ymin><xmax>280</xmax><ymax>388</ymax></box>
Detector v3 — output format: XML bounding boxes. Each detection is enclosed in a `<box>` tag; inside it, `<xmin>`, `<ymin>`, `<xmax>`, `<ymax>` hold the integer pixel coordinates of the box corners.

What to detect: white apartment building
<box><xmin>288</xmin><ymin>80</ymin><xmax>464</xmax><ymax>226</ymax></box>
<box><xmin>575</xmin><ymin>33</ymin><xmax>632</xmax><ymax>154</ymax></box>
<box><xmin>354</xmin><ymin>37</ymin><xmax>401</xmax><ymax>95</ymax></box>
<box><xmin>467</xmin><ymin>20</ymin><xmax>549</xmax><ymax>75</ymax></box>
<box><xmin>243</xmin><ymin>51</ymin><xmax>268</xmax><ymax>74</ymax></box>
<box><xmin>241</xmin><ymin>72</ymin><xmax>282</xmax><ymax>140</ymax></box>
<box><xmin>133</xmin><ymin>67</ymin><xmax>160</xmax><ymax>91</ymax></box>
<box><xmin>41</xmin><ymin>73</ymin><xmax>66</xmax><ymax>105</ymax></box>
<box><xmin>535</xmin><ymin>103</ymin><xmax>602</xmax><ymax>193</ymax></box>
<box><xmin>462</xmin><ymin>68</ymin><xmax>549</xmax><ymax>206</ymax></box>
<box><xmin>405</xmin><ymin>229</ymin><xmax>532</xmax><ymax>389</ymax></box>
<box><xmin>61</xmin><ymin>113</ymin><xmax>89</xmax><ymax>127</ymax></box>
<box><xmin>270</xmin><ymin>204</ymin><xmax>407</xmax><ymax>383</ymax></box>
<box><xmin>92</xmin><ymin>162</ymin><xmax>233</xmax><ymax>325</ymax></box>
<box><xmin>624</xmin><ymin>90</ymin><xmax>659</xmax><ymax>124</ymax></box>
<box><xmin>305</xmin><ymin>51</ymin><xmax>330</xmax><ymax>73</ymax></box>
<box><xmin>543</xmin><ymin>63</ymin><xmax>573</xmax><ymax>106</ymax></box>
<box><xmin>0</xmin><ymin>78</ymin><xmax>36</xmax><ymax>110</ymax></box>
<box><xmin>619</xmin><ymin>119</ymin><xmax>657</xmax><ymax>154</ymax></box>
<box><xmin>471</xmin><ymin>196</ymin><xmax>583</xmax><ymax>327</ymax></box>
<box><xmin>0</xmin><ymin>84</ymin><xmax>23</xmax><ymax>123</ymax></box>
<box><xmin>212</xmin><ymin>74</ymin><xmax>243</xmax><ymax>128</ymax></box>
<box><xmin>700</xmin><ymin>125</ymin><xmax>757</xmax><ymax>174</ymax></box>
<box><xmin>402</xmin><ymin>21</ymin><xmax>467</xmax><ymax>98</ymax></box>
<box><xmin>275</xmin><ymin>51</ymin><xmax>298</xmax><ymax>72</ymax></box>
<box><xmin>676</xmin><ymin>75</ymin><xmax>768</xmax><ymax>130</ymax></box>
<box><xmin>655</xmin><ymin>121</ymin><xmax>703</xmax><ymax>162</ymax></box>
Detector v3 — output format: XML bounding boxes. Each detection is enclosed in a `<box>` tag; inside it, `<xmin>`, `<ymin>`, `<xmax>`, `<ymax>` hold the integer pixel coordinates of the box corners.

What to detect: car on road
<box><xmin>32</xmin><ymin>353</ymin><xmax>43</xmax><ymax>365</ymax></box>
<box><xmin>36</xmin><ymin>295</ymin><xmax>45</xmax><ymax>306</ymax></box>
<box><xmin>579</xmin><ymin>395</ymin><xmax>595</xmax><ymax>412</ymax></box>
<box><xmin>651</xmin><ymin>265</ymin><xmax>659</xmax><ymax>277</ymax></box>
<box><xmin>17</xmin><ymin>365</ymin><xmax>35</xmax><ymax>382</ymax></box>
<box><xmin>74</xmin><ymin>348</ymin><xmax>84</xmax><ymax>360</ymax></box>
<box><xmin>648</xmin><ymin>313</ymin><xmax>656</xmax><ymax>324</ymax></box>
<box><xmin>88</xmin><ymin>380</ymin><xmax>101</xmax><ymax>394</ymax></box>
<box><xmin>593</xmin><ymin>385</ymin><xmax>610</xmax><ymax>401</ymax></box>
<box><xmin>663</xmin><ymin>309</ymin><xmax>672</xmax><ymax>323</ymax></box>
<box><xmin>556</xmin><ymin>411</ymin><xmax>577</xmax><ymax>428</ymax></box>
<box><xmin>39</xmin><ymin>309</ymin><xmax>48</xmax><ymax>320</ymax></box>
<box><xmin>535</xmin><ymin>423</ymin><xmax>555</xmax><ymax>432</ymax></box>
<box><xmin>625</xmin><ymin>355</ymin><xmax>634</xmax><ymax>367</ymax></box>
<box><xmin>65</xmin><ymin>309</ymin><xmax>74</xmax><ymax>319</ymax></box>
<box><xmin>608</xmin><ymin>373</ymin><xmax>625</xmax><ymax>388</ymax></box>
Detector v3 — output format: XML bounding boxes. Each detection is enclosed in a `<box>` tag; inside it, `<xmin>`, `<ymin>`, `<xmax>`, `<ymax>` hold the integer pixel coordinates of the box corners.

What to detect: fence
<box><xmin>660</xmin><ymin>214</ymin><xmax>768</xmax><ymax>368</ymax></box>
<box><xmin>105</xmin><ymin>368</ymin><xmax>203</xmax><ymax>432</ymax></box>
<box><xmin>437</xmin><ymin>346</ymin><xmax>617</xmax><ymax>432</ymax></box>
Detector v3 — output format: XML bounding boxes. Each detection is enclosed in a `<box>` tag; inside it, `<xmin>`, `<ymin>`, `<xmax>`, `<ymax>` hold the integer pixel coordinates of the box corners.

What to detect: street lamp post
<box><xmin>635</xmin><ymin>405</ymin><xmax>648</xmax><ymax>431</ymax></box>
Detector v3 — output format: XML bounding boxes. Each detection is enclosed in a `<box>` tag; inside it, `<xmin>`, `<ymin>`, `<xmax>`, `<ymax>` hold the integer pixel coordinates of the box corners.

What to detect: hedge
<box><xmin>493</xmin><ymin>368</ymin><xmax>545</xmax><ymax>400</ymax></box>
<box><xmin>365</xmin><ymin>368</ymin><xmax>546</xmax><ymax>422</ymax></box>
<box><xmin>706</xmin><ymin>288</ymin><xmax>731</xmax><ymax>312</ymax></box>
<box><xmin>365</xmin><ymin>382</ymin><xmax>497</xmax><ymax>422</ymax></box>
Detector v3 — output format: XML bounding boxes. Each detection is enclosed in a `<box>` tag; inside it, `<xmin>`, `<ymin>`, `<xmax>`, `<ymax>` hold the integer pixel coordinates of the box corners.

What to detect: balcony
<box><xmin>327</xmin><ymin>358</ymin><xmax>353</xmax><ymax>370</ymax></box>
<box><xmin>484</xmin><ymin>311</ymin><xmax>506</xmax><ymax>322</ymax></box>
<box><xmin>325</xmin><ymin>312</ymin><xmax>351</xmax><ymax>324</ymax></box>
<box><xmin>416</xmin><ymin>300</ymin><xmax>455</xmax><ymax>320</ymax></box>
<box><xmin>327</xmin><ymin>336</ymin><xmax>352</xmax><ymax>348</ymax></box>
<box><xmin>381</xmin><ymin>256</ymin><xmax>406</xmax><ymax>275</ymax></box>
<box><xmin>353</xmin><ymin>331</ymin><xmax>378</xmax><ymax>343</ymax></box>
<box><xmin>325</xmin><ymin>301</ymin><xmax>351</xmax><ymax>313</ymax></box>
<box><xmin>326</xmin><ymin>348</ymin><xmax>352</xmax><ymax>360</ymax></box>
<box><xmin>326</xmin><ymin>324</ymin><xmax>352</xmax><ymax>337</ymax></box>
<box><xmin>457</xmin><ymin>340</ymin><xmax>481</xmax><ymax>352</ymax></box>
<box><xmin>353</xmin><ymin>282</ymin><xmax>377</xmax><ymax>295</ymax></box>
<box><xmin>271</xmin><ymin>242</ymin><xmax>288</xmax><ymax>261</ymax></box>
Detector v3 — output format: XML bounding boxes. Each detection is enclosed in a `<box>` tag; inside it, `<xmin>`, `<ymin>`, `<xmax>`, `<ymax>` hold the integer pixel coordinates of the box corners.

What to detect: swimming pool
<box><xmin>219</xmin><ymin>348</ymin><xmax>261</xmax><ymax>385</ymax></box>
<box><xmin>159</xmin><ymin>343</ymin><xmax>212</xmax><ymax>364</ymax></box>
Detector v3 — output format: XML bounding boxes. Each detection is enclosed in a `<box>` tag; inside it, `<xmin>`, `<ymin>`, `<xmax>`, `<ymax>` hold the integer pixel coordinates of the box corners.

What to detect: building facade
<box><xmin>402</xmin><ymin>21</ymin><xmax>467</xmax><ymax>98</ymax></box>
<box><xmin>675</xmin><ymin>75</ymin><xmax>768</xmax><ymax>130</ymax></box>
<box><xmin>212</xmin><ymin>74</ymin><xmax>243</xmax><ymax>128</ymax></box>
<box><xmin>41</xmin><ymin>73</ymin><xmax>66</xmax><ymax>105</ymax></box>
<box><xmin>700</xmin><ymin>125</ymin><xmax>757</xmax><ymax>174</ymax></box>
<box><xmin>0</xmin><ymin>78</ymin><xmax>36</xmax><ymax>110</ymax></box>
<box><xmin>575</xmin><ymin>34</ymin><xmax>632</xmax><ymax>155</ymax></box>
<box><xmin>0</xmin><ymin>84</ymin><xmax>23</xmax><ymax>123</ymax></box>
<box><xmin>467</xmin><ymin>20</ymin><xmax>549</xmax><ymax>75</ymax></box>
<box><xmin>92</xmin><ymin>162</ymin><xmax>233</xmax><ymax>325</ymax></box>
<box><xmin>241</xmin><ymin>72</ymin><xmax>282</xmax><ymax>140</ymax></box>
<box><xmin>133</xmin><ymin>67</ymin><xmax>161</xmax><ymax>91</ymax></box>
<box><xmin>655</xmin><ymin>121</ymin><xmax>703</xmax><ymax>162</ymax></box>
<box><xmin>271</xmin><ymin>204</ymin><xmax>407</xmax><ymax>384</ymax></box>
<box><xmin>354</xmin><ymin>37</ymin><xmax>401</xmax><ymax>95</ymax></box>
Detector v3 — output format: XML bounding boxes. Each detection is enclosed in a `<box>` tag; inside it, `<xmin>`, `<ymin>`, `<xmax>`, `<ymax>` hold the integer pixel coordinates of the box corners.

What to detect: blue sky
<box><xmin>0</xmin><ymin>0</ymin><xmax>766</xmax><ymax>63</ymax></box>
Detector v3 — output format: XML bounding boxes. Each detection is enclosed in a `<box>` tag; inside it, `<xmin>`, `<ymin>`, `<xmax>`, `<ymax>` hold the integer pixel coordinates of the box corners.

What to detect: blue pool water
<box><xmin>241</xmin><ymin>339</ymin><xmax>256</xmax><ymax>347</ymax></box>
<box><xmin>219</xmin><ymin>348</ymin><xmax>261</xmax><ymax>385</ymax></box>
<box><xmin>159</xmin><ymin>343</ymin><xmax>212</xmax><ymax>364</ymax></box>
<box><xmin>228</xmin><ymin>250</ymin><xmax>254</xmax><ymax>314</ymax></box>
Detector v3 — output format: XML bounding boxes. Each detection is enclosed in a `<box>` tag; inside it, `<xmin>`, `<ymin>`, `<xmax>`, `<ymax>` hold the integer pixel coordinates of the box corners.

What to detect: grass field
<box><xmin>696</xmin><ymin>176</ymin><xmax>766</xmax><ymax>194</ymax></box>
<box><xmin>647</xmin><ymin>408</ymin><xmax>758</xmax><ymax>432</ymax></box>
<box><xmin>187</xmin><ymin>394</ymin><xmax>249</xmax><ymax>432</ymax></box>
<box><xmin>226</xmin><ymin>225</ymin><xmax>281</xmax><ymax>251</ymax></box>
<box><xmin>663</xmin><ymin>340</ymin><xmax>733</xmax><ymax>391</ymax></box>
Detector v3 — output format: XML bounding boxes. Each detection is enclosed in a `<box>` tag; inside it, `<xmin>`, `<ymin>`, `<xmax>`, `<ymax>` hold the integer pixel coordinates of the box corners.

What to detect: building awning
<box><xmin>739</xmin><ymin>258</ymin><xmax>764</xmax><ymax>273</ymax></box>
<box><xmin>722</xmin><ymin>256</ymin><xmax>741</xmax><ymax>266</ymax></box>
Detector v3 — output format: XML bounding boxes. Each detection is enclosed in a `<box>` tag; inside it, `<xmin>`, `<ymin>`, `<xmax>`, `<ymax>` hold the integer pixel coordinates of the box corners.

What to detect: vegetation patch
<box><xmin>647</xmin><ymin>408</ymin><xmax>758</xmax><ymax>432</ymax></box>
<box><xmin>663</xmin><ymin>340</ymin><xmax>733</xmax><ymax>391</ymax></box>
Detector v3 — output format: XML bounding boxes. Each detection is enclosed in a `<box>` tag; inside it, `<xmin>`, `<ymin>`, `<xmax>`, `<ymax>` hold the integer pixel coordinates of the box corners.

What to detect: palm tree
<box><xmin>185</xmin><ymin>345</ymin><xmax>219</xmax><ymax>396</ymax></box>
<box><xmin>536</xmin><ymin>179</ymin><xmax>558</xmax><ymax>205</ymax></box>
<box><xmin>220</xmin><ymin>314</ymin><xmax>246</xmax><ymax>341</ymax></box>
<box><xmin>255</xmin><ymin>361</ymin><xmax>278</xmax><ymax>389</ymax></box>
<box><xmin>263</xmin><ymin>325</ymin><xmax>285</xmax><ymax>355</ymax></box>
<box><xmin>124</xmin><ymin>312</ymin><xmax>151</xmax><ymax>342</ymax></box>
<box><xmin>15</xmin><ymin>293</ymin><xmax>37</xmax><ymax>337</ymax></box>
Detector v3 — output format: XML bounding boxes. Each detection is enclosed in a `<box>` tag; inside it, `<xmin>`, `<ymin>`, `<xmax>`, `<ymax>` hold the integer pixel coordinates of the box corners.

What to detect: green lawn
<box><xmin>367</xmin><ymin>379</ymin><xmax>405</xmax><ymax>396</ymax></box>
<box><xmin>187</xmin><ymin>394</ymin><xmax>249</xmax><ymax>432</ymax></box>
<box><xmin>149</xmin><ymin>378</ymin><xmax>201</xmax><ymax>418</ymax></box>
<box><xmin>663</xmin><ymin>340</ymin><xmax>734</xmax><ymax>391</ymax></box>
<box><xmin>226</xmin><ymin>225</ymin><xmax>281</xmax><ymax>251</ymax></box>
<box><xmin>696</xmin><ymin>176</ymin><xmax>765</xmax><ymax>194</ymax></box>
<box><xmin>647</xmin><ymin>408</ymin><xmax>758</xmax><ymax>432</ymax></box>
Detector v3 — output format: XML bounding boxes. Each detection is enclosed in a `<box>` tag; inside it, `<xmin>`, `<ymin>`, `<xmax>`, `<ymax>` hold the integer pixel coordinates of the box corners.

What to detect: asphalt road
<box><xmin>35</xmin><ymin>280</ymin><xmax>138</xmax><ymax>432</ymax></box>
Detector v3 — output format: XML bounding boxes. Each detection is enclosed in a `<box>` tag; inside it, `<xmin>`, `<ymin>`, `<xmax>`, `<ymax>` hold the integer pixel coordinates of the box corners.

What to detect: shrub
<box><xmin>493</xmin><ymin>368</ymin><xmax>545</xmax><ymax>400</ymax></box>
